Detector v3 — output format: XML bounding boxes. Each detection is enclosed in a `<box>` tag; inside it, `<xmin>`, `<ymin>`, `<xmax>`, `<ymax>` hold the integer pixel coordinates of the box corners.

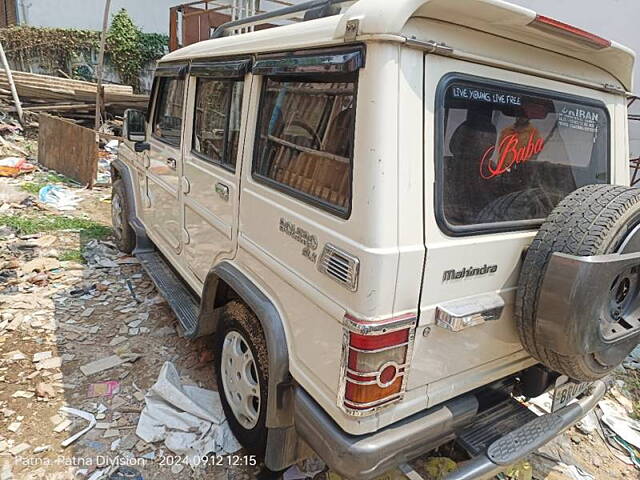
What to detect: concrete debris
<box><xmin>80</xmin><ymin>354</ymin><xmax>141</xmax><ymax>376</ymax></box>
<box><xmin>35</xmin><ymin>382</ymin><xmax>57</xmax><ymax>398</ymax></box>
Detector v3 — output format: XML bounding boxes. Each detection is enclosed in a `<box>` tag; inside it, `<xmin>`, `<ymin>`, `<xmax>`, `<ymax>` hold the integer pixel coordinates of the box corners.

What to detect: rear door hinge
<box><xmin>405</xmin><ymin>37</ymin><xmax>454</xmax><ymax>56</ymax></box>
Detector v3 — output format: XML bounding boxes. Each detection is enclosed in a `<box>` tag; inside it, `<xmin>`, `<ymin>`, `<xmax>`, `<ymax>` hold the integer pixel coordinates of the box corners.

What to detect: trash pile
<box><xmin>97</xmin><ymin>139</ymin><xmax>119</xmax><ymax>186</ymax></box>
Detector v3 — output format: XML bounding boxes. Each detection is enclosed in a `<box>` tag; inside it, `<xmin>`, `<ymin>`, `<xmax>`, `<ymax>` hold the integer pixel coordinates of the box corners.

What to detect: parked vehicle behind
<box><xmin>112</xmin><ymin>1</ymin><xmax>639</xmax><ymax>478</ymax></box>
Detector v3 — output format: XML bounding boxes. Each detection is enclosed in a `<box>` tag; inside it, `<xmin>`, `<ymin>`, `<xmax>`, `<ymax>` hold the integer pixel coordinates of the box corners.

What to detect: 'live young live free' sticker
<box><xmin>451</xmin><ymin>86</ymin><xmax>522</xmax><ymax>106</ymax></box>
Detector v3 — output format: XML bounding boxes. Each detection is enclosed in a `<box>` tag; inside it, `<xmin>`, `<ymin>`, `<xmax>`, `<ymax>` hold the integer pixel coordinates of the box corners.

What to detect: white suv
<box><xmin>112</xmin><ymin>1</ymin><xmax>640</xmax><ymax>478</ymax></box>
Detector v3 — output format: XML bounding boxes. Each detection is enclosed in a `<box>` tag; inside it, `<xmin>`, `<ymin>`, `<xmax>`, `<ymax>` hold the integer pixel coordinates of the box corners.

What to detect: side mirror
<box><xmin>134</xmin><ymin>142</ymin><xmax>151</xmax><ymax>153</ymax></box>
<box><xmin>124</xmin><ymin>109</ymin><xmax>147</xmax><ymax>142</ymax></box>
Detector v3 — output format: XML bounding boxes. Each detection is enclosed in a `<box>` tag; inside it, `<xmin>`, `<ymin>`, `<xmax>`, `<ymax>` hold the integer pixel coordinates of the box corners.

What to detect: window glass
<box><xmin>253</xmin><ymin>74</ymin><xmax>356</xmax><ymax>215</ymax></box>
<box><xmin>193</xmin><ymin>78</ymin><xmax>244</xmax><ymax>168</ymax></box>
<box><xmin>440</xmin><ymin>80</ymin><xmax>609</xmax><ymax>230</ymax></box>
<box><xmin>153</xmin><ymin>77</ymin><xmax>185</xmax><ymax>147</ymax></box>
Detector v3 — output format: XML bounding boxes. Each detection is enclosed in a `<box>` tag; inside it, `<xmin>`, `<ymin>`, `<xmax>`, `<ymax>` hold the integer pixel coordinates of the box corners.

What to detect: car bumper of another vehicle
<box><xmin>294</xmin><ymin>380</ymin><xmax>607</xmax><ymax>480</ymax></box>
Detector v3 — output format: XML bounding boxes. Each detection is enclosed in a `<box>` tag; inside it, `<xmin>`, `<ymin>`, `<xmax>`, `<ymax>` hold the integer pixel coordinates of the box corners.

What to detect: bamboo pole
<box><xmin>0</xmin><ymin>41</ymin><xmax>24</xmax><ymax>128</ymax></box>
<box><xmin>95</xmin><ymin>0</ymin><xmax>112</xmax><ymax>132</ymax></box>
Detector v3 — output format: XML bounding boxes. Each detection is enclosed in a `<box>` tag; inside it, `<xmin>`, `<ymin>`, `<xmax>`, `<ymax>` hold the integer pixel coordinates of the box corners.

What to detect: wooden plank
<box><xmin>38</xmin><ymin>114</ymin><xmax>98</xmax><ymax>187</ymax></box>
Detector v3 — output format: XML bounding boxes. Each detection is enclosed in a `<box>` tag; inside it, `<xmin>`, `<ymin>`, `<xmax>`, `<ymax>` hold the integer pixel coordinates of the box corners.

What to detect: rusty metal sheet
<box><xmin>37</xmin><ymin>114</ymin><xmax>97</xmax><ymax>187</ymax></box>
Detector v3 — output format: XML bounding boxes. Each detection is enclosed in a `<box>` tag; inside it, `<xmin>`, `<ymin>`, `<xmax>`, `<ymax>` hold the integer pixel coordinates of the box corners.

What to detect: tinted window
<box><xmin>253</xmin><ymin>74</ymin><xmax>356</xmax><ymax>216</ymax></box>
<box><xmin>439</xmin><ymin>79</ymin><xmax>609</xmax><ymax>231</ymax></box>
<box><xmin>193</xmin><ymin>78</ymin><xmax>244</xmax><ymax>169</ymax></box>
<box><xmin>153</xmin><ymin>77</ymin><xmax>185</xmax><ymax>147</ymax></box>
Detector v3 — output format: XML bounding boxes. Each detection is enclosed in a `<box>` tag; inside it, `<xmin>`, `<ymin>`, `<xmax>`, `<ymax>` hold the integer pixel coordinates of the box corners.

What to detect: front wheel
<box><xmin>214</xmin><ymin>300</ymin><xmax>269</xmax><ymax>455</ymax></box>
<box><xmin>111</xmin><ymin>179</ymin><xmax>135</xmax><ymax>254</ymax></box>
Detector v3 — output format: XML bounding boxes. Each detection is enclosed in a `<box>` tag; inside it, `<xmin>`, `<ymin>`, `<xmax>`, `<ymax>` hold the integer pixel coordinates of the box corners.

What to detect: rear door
<box><xmin>146</xmin><ymin>71</ymin><xmax>187</xmax><ymax>253</ymax></box>
<box><xmin>411</xmin><ymin>55</ymin><xmax>612</xmax><ymax>401</ymax></box>
<box><xmin>181</xmin><ymin>60</ymin><xmax>250</xmax><ymax>281</ymax></box>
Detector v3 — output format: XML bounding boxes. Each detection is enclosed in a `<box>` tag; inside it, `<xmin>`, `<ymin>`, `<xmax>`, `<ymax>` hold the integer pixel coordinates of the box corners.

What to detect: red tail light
<box><xmin>529</xmin><ymin>15</ymin><xmax>611</xmax><ymax>50</ymax></box>
<box><xmin>339</xmin><ymin>313</ymin><xmax>417</xmax><ymax>415</ymax></box>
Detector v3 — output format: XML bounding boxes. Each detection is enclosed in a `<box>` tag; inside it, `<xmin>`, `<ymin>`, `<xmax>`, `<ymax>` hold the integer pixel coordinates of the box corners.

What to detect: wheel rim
<box><xmin>602</xmin><ymin>266</ymin><xmax>640</xmax><ymax>341</ymax></box>
<box><xmin>221</xmin><ymin>330</ymin><xmax>261</xmax><ymax>429</ymax></box>
<box><xmin>111</xmin><ymin>192</ymin><xmax>124</xmax><ymax>241</ymax></box>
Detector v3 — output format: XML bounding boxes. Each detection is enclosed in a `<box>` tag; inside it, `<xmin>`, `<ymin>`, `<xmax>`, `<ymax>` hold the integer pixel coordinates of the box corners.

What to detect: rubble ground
<box><xmin>1</xmin><ymin>168</ymin><xmax>639</xmax><ymax>480</ymax></box>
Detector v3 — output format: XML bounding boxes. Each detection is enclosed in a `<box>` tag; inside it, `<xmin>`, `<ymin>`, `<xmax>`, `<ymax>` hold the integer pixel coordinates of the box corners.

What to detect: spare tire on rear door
<box><xmin>517</xmin><ymin>184</ymin><xmax>640</xmax><ymax>381</ymax></box>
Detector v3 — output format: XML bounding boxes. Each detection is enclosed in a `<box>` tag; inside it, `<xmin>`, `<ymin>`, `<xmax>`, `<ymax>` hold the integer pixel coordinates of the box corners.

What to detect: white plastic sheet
<box><xmin>136</xmin><ymin>362</ymin><xmax>240</xmax><ymax>465</ymax></box>
<box><xmin>598</xmin><ymin>399</ymin><xmax>640</xmax><ymax>449</ymax></box>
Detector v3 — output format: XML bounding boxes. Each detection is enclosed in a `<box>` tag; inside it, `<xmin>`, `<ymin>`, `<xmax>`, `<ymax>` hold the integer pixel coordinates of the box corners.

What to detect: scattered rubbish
<box><xmin>599</xmin><ymin>400</ymin><xmax>640</xmax><ymax>449</ymax></box>
<box><xmin>59</xmin><ymin>406</ymin><xmax>96</xmax><ymax>448</ymax></box>
<box><xmin>35</xmin><ymin>356</ymin><xmax>62</xmax><ymax>370</ymax></box>
<box><xmin>53</xmin><ymin>419</ymin><xmax>72</xmax><ymax>433</ymax></box>
<box><xmin>33</xmin><ymin>445</ymin><xmax>51</xmax><ymax>454</ymax></box>
<box><xmin>38</xmin><ymin>184</ymin><xmax>81</xmax><ymax>211</ymax></box>
<box><xmin>88</xmin><ymin>469</ymin><xmax>108</xmax><ymax>480</ymax></box>
<box><xmin>20</xmin><ymin>256</ymin><xmax>60</xmax><ymax>274</ymax></box>
<box><xmin>9</xmin><ymin>443</ymin><xmax>31</xmax><ymax>456</ymax></box>
<box><xmin>170</xmin><ymin>464</ymin><xmax>184</xmax><ymax>474</ymax></box>
<box><xmin>548</xmin><ymin>463</ymin><xmax>594</xmax><ymax>480</ymax></box>
<box><xmin>422</xmin><ymin>457</ymin><xmax>458</xmax><ymax>479</ymax></box>
<box><xmin>35</xmin><ymin>382</ymin><xmax>56</xmax><ymax>398</ymax></box>
<box><xmin>501</xmin><ymin>460</ymin><xmax>533</xmax><ymax>480</ymax></box>
<box><xmin>80</xmin><ymin>353</ymin><xmax>141</xmax><ymax>376</ymax></box>
<box><xmin>108</xmin><ymin>466</ymin><xmax>143</xmax><ymax>480</ymax></box>
<box><xmin>11</xmin><ymin>390</ymin><xmax>35</xmax><ymax>399</ymax></box>
<box><xmin>7</xmin><ymin>422</ymin><xmax>21</xmax><ymax>432</ymax></box>
<box><xmin>136</xmin><ymin>361</ymin><xmax>240</xmax><ymax>465</ymax></box>
<box><xmin>70</xmin><ymin>284</ymin><xmax>96</xmax><ymax>297</ymax></box>
<box><xmin>83</xmin><ymin>239</ymin><xmax>119</xmax><ymax>268</ymax></box>
<box><xmin>0</xmin><ymin>157</ymin><xmax>35</xmax><ymax>177</ymax></box>
<box><xmin>576</xmin><ymin>411</ymin><xmax>598</xmax><ymax>435</ymax></box>
<box><xmin>284</xmin><ymin>457</ymin><xmax>326</xmax><ymax>480</ymax></box>
<box><xmin>5</xmin><ymin>350</ymin><xmax>27</xmax><ymax>361</ymax></box>
<box><xmin>87</xmin><ymin>380</ymin><xmax>121</xmax><ymax>398</ymax></box>
<box><xmin>32</xmin><ymin>351</ymin><xmax>52</xmax><ymax>362</ymax></box>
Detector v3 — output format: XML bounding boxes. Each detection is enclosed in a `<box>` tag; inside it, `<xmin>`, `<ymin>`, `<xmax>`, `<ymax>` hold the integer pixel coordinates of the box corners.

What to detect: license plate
<box><xmin>551</xmin><ymin>377</ymin><xmax>592</xmax><ymax>412</ymax></box>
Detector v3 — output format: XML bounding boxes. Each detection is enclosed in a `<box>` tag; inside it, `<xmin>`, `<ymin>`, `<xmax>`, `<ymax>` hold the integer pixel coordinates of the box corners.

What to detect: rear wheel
<box><xmin>214</xmin><ymin>300</ymin><xmax>269</xmax><ymax>454</ymax></box>
<box><xmin>517</xmin><ymin>184</ymin><xmax>640</xmax><ymax>381</ymax></box>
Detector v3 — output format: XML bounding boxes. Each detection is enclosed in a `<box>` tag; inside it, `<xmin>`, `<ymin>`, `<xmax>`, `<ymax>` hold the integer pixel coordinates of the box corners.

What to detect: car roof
<box><xmin>161</xmin><ymin>0</ymin><xmax>635</xmax><ymax>92</ymax></box>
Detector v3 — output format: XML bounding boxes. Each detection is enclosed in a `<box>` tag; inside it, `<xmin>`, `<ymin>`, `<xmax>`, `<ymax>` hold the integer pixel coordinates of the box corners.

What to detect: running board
<box><xmin>457</xmin><ymin>397</ymin><xmax>538</xmax><ymax>456</ymax></box>
<box><xmin>137</xmin><ymin>251</ymin><xmax>199</xmax><ymax>337</ymax></box>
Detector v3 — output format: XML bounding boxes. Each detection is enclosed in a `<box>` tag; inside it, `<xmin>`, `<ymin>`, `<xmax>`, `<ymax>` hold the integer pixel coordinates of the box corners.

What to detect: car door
<box><xmin>146</xmin><ymin>72</ymin><xmax>186</xmax><ymax>254</ymax></box>
<box><xmin>181</xmin><ymin>60</ymin><xmax>250</xmax><ymax>281</ymax></box>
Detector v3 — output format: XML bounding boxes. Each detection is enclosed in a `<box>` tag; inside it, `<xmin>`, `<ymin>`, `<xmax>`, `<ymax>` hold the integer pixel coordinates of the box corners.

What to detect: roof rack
<box><xmin>210</xmin><ymin>0</ymin><xmax>352</xmax><ymax>39</ymax></box>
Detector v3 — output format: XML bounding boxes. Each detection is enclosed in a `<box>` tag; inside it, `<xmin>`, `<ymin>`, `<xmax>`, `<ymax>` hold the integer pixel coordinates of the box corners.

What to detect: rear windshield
<box><xmin>438</xmin><ymin>77</ymin><xmax>609</xmax><ymax>234</ymax></box>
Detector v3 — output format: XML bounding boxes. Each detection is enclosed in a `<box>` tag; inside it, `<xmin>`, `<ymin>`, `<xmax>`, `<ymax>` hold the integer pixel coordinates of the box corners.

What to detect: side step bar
<box><xmin>445</xmin><ymin>381</ymin><xmax>607</xmax><ymax>480</ymax></box>
<box><xmin>137</xmin><ymin>251</ymin><xmax>199</xmax><ymax>337</ymax></box>
<box><xmin>294</xmin><ymin>381</ymin><xmax>606</xmax><ymax>480</ymax></box>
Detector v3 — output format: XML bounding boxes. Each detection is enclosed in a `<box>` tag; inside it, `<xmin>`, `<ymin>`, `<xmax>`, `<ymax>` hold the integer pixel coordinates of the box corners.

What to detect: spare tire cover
<box><xmin>516</xmin><ymin>184</ymin><xmax>640</xmax><ymax>381</ymax></box>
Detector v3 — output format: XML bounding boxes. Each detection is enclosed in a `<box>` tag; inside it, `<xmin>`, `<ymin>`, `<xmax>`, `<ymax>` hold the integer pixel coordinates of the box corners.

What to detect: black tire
<box><xmin>517</xmin><ymin>184</ymin><xmax>640</xmax><ymax>381</ymax></box>
<box><xmin>477</xmin><ymin>188</ymin><xmax>564</xmax><ymax>224</ymax></box>
<box><xmin>214</xmin><ymin>300</ymin><xmax>269</xmax><ymax>455</ymax></box>
<box><xmin>111</xmin><ymin>179</ymin><xmax>135</xmax><ymax>254</ymax></box>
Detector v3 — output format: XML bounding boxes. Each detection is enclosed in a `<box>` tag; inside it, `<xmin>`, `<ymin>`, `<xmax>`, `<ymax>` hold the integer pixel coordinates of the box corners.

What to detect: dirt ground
<box><xmin>1</xmin><ymin>167</ymin><xmax>639</xmax><ymax>480</ymax></box>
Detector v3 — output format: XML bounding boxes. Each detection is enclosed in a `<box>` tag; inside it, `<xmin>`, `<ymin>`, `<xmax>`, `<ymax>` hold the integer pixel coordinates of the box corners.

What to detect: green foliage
<box><xmin>0</xmin><ymin>26</ymin><xmax>99</xmax><ymax>74</ymax></box>
<box><xmin>0</xmin><ymin>11</ymin><xmax>168</xmax><ymax>90</ymax></box>
<box><xmin>58</xmin><ymin>249</ymin><xmax>85</xmax><ymax>263</ymax></box>
<box><xmin>107</xmin><ymin>9</ymin><xmax>168</xmax><ymax>90</ymax></box>
<box><xmin>106</xmin><ymin>9</ymin><xmax>144</xmax><ymax>89</ymax></box>
<box><xmin>0</xmin><ymin>214</ymin><xmax>112</xmax><ymax>239</ymax></box>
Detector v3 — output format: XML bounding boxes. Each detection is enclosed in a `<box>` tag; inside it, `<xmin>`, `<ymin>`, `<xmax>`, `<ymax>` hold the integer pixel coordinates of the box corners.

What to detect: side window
<box><xmin>153</xmin><ymin>77</ymin><xmax>185</xmax><ymax>147</ymax></box>
<box><xmin>192</xmin><ymin>78</ymin><xmax>244</xmax><ymax>169</ymax></box>
<box><xmin>253</xmin><ymin>74</ymin><xmax>357</xmax><ymax>217</ymax></box>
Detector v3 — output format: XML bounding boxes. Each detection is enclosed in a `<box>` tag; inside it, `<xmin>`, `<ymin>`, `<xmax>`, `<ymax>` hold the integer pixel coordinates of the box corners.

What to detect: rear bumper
<box><xmin>294</xmin><ymin>381</ymin><xmax>606</xmax><ymax>480</ymax></box>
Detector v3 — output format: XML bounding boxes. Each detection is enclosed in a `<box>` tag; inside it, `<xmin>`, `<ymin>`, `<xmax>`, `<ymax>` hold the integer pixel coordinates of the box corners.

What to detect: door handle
<box><xmin>215</xmin><ymin>182</ymin><xmax>230</xmax><ymax>201</ymax></box>
<box><xmin>166</xmin><ymin>157</ymin><xmax>177</xmax><ymax>170</ymax></box>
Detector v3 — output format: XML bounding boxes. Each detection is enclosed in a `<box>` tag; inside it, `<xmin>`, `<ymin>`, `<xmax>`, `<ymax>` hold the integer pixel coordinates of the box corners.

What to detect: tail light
<box><xmin>339</xmin><ymin>312</ymin><xmax>417</xmax><ymax>415</ymax></box>
<box><xmin>529</xmin><ymin>15</ymin><xmax>611</xmax><ymax>50</ymax></box>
